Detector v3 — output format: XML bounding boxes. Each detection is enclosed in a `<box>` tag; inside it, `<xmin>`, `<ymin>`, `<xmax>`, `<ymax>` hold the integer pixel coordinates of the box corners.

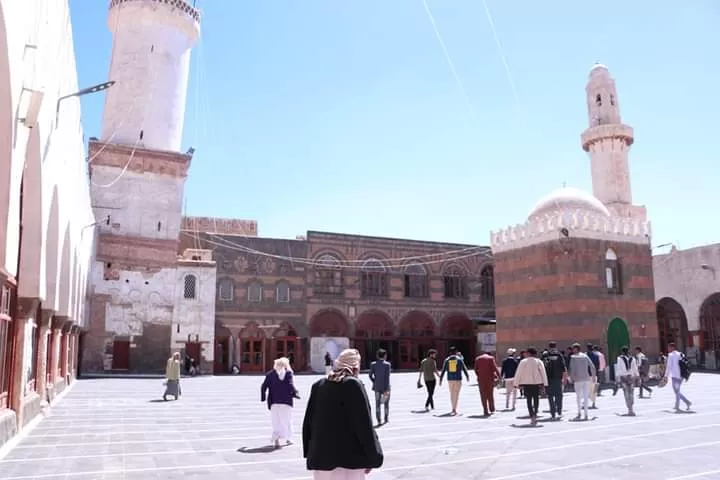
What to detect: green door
<box><xmin>607</xmin><ymin>317</ymin><xmax>631</xmax><ymax>380</ymax></box>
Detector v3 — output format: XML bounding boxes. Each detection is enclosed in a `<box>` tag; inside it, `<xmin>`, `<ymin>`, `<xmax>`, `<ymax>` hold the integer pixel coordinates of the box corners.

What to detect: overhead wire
<box><xmin>180</xmin><ymin>230</ymin><xmax>492</xmax><ymax>270</ymax></box>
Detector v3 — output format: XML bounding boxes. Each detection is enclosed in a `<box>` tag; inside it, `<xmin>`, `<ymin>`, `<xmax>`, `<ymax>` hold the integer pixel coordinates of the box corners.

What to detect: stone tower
<box><xmin>84</xmin><ymin>0</ymin><xmax>205</xmax><ymax>373</ymax></box>
<box><xmin>490</xmin><ymin>64</ymin><xmax>658</xmax><ymax>363</ymax></box>
<box><xmin>581</xmin><ymin>64</ymin><xmax>645</xmax><ymax>220</ymax></box>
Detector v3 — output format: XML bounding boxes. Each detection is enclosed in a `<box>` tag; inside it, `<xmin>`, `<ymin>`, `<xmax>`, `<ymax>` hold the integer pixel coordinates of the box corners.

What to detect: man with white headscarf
<box><xmin>261</xmin><ymin>357</ymin><xmax>297</xmax><ymax>449</ymax></box>
<box><xmin>303</xmin><ymin>348</ymin><xmax>384</xmax><ymax>479</ymax></box>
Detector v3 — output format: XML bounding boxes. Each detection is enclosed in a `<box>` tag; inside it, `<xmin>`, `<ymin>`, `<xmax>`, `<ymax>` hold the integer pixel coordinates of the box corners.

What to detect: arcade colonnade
<box><xmin>656</xmin><ymin>294</ymin><xmax>720</xmax><ymax>368</ymax></box>
<box><xmin>215</xmin><ymin>310</ymin><xmax>477</xmax><ymax>374</ymax></box>
<box><xmin>0</xmin><ymin>0</ymin><xmax>96</xmax><ymax>445</ymax></box>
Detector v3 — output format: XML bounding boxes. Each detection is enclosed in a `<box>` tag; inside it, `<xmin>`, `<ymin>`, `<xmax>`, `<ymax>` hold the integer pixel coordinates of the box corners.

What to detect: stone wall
<box><xmin>494</xmin><ymin>237</ymin><xmax>658</xmax><ymax>359</ymax></box>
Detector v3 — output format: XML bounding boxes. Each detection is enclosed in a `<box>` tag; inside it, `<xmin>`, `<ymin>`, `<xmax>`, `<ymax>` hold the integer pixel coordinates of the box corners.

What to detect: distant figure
<box><xmin>614</xmin><ymin>346</ymin><xmax>639</xmax><ymax>416</ymax></box>
<box><xmin>474</xmin><ymin>350</ymin><xmax>500</xmax><ymax>416</ymax></box>
<box><xmin>261</xmin><ymin>357</ymin><xmax>297</xmax><ymax>449</ymax></box>
<box><xmin>514</xmin><ymin>347</ymin><xmax>548</xmax><ymax>426</ymax></box>
<box><xmin>324</xmin><ymin>352</ymin><xmax>332</xmax><ymax>375</ymax></box>
<box><xmin>303</xmin><ymin>349</ymin><xmax>384</xmax><ymax>479</ymax></box>
<box><xmin>369</xmin><ymin>349</ymin><xmax>391</xmax><ymax>425</ymax></box>
<box><xmin>163</xmin><ymin>352</ymin><xmax>182</xmax><ymax>401</ymax></box>
<box><xmin>543</xmin><ymin>341</ymin><xmax>567</xmax><ymax>419</ymax></box>
<box><xmin>634</xmin><ymin>346</ymin><xmax>652</xmax><ymax>398</ymax></box>
<box><xmin>417</xmin><ymin>349</ymin><xmax>440</xmax><ymax>411</ymax></box>
<box><xmin>287</xmin><ymin>352</ymin><xmax>295</xmax><ymax>367</ymax></box>
<box><xmin>439</xmin><ymin>346</ymin><xmax>470</xmax><ymax>416</ymax></box>
<box><xmin>664</xmin><ymin>342</ymin><xmax>692</xmax><ymax>412</ymax></box>
<box><xmin>500</xmin><ymin>348</ymin><xmax>518</xmax><ymax>411</ymax></box>
<box><xmin>568</xmin><ymin>343</ymin><xmax>597</xmax><ymax>421</ymax></box>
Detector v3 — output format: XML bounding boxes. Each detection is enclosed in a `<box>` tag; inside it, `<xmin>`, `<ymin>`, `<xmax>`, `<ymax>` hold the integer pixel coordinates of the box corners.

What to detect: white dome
<box><xmin>589</xmin><ymin>63</ymin><xmax>610</xmax><ymax>78</ymax></box>
<box><xmin>528</xmin><ymin>186</ymin><xmax>610</xmax><ymax>221</ymax></box>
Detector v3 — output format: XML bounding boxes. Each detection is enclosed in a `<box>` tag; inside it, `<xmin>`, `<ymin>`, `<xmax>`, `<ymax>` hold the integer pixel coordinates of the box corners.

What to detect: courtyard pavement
<box><xmin>0</xmin><ymin>372</ymin><xmax>719</xmax><ymax>479</ymax></box>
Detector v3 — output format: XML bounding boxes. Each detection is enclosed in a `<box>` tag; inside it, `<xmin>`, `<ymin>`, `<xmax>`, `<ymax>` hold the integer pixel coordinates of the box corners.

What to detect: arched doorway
<box><xmin>309</xmin><ymin>309</ymin><xmax>348</xmax><ymax>338</ymax></box>
<box><xmin>440</xmin><ymin>314</ymin><xmax>474</xmax><ymax>360</ymax></box>
<box><xmin>214</xmin><ymin>324</ymin><xmax>232</xmax><ymax>375</ymax></box>
<box><xmin>238</xmin><ymin>322</ymin><xmax>266</xmax><ymax>373</ymax></box>
<box><xmin>607</xmin><ymin>317</ymin><xmax>630</xmax><ymax>380</ymax></box>
<box><xmin>700</xmin><ymin>293</ymin><xmax>720</xmax><ymax>369</ymax></box>
<box><xmin>397</xmin><ymin>311</ymin><xmax>436</xmax><ymax>370</ymax></box>
<box><xmin>270</xmin><ymin>321</ymin><xmax>305</xmax><ymax>371</ymax></box>
<box><xmin>353</xmin><ymin>310</ymin><xmax>395</xmax><ymax>369</ymax></box>
<box><xmin>656</xmin><ymin>297</ymin><xmax>689</xmax><ymax>352</ymax></box>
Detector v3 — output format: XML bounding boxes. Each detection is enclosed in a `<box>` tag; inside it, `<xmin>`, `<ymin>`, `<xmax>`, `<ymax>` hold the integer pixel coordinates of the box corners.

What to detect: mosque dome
<box><xmin>527</xmin><ymin>186</ymin><xmax>610</xmax><ymax>221</ymax></box>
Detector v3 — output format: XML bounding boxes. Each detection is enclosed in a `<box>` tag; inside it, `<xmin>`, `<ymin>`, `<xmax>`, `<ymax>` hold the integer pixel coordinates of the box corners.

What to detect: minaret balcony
<box><xmin>109</xmin><ymin>0</ymin><xmax>201</xmax><ymax>24</ymax></box>
<box><xmin>581</xmin><ymin>123</ymin><xmax>634</xmax><ymax>151</ymax></box>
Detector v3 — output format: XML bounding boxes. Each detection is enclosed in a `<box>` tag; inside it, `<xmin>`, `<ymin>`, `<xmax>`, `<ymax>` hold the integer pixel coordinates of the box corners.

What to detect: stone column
<box><xmin>36</xmin><ymin>310</ymin><xmax>53</xmax><ymax>405</ymax></box>
<box><xmin>68</xmin><ymin>326</ymin><xmax>79</xmax><ymax>382</ymax></box>
<box><xmin>10</xmin><ymin>298</ymin><xmax>40</xmax><ymax>427</ymax></box>
<box><xmin>50</xmin><ymin>316</ymin><xmax>68</xmax><ymax>389</ymax></box>
<box><xmin>60</xmin><ymin>322</ymin><xmax>73</xmax><ymax>380</ymax></box>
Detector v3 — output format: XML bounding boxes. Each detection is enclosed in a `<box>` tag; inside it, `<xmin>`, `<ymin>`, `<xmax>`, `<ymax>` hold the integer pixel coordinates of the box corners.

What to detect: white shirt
<box><xmin>665</xmin><ymin>350</ymin><xmax>683</xmax><ymax>379</ymax></box>
<box><xmin>615</xmin><ymin>355</ymin><xmax>639</xmax><ymax>378</ymax></box>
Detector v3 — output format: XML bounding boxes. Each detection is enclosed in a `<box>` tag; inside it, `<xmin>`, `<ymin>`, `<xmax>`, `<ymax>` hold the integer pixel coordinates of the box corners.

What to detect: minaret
<box><xmin>89</xmin><ymin>0</ymin><xmax>200</xmax><ymax>267</ymax></box>
<box><xmin>580</xmin><ymin>64</ymin><xmax>643</xmax><ymax>219</ymax></box>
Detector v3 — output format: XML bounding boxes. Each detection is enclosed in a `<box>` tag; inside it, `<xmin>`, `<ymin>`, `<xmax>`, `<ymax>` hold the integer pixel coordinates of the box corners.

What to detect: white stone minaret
<box><xmin>101</xmin><ymin>0</ymin><xmax>200</xmax><ymax>152</ymax></box>
<box><xmin>580</xmin><ymin>64</ymin><xmax>645</xmax><ymax>220</ymax></box>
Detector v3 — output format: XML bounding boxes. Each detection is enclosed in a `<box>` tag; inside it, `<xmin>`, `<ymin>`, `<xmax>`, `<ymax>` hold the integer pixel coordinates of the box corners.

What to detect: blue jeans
<box><xmin>374</xmin><ymin>391</ymin><xmax>389</xmax><ymax>422</ymax></box>
<box><xmin>672</xmin><ymin>378</ymin><xmax>690</xmax><ymax>409</ymax></box>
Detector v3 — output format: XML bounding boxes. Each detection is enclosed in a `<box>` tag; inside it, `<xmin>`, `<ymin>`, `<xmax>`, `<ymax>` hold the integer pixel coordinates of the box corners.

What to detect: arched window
<box><xmin>247</xmin><ymin>282</ymin><xmax>263</xmax><ymax>303</ymax></box>
<box><xmin>596</xmin><ymin>93</ymin><xmax>602</xmax><ymax>106</ymax></box>
<box><xmin>604</xmin><ymin>248</ymin><xmax>622</xmax><ymax>294</ymax></box>
<box><xmin>276</xmin><ymin>282</ymin><xmax>290</xmax><ymax>303</ymax></box>
<box><xmin>610</xmin><ymin>94</ymin><xmax>615</xmax><ymax>106</ymax></box>
<box><xmin>404</xmin><ymin>263</ymin><xmax>428</xmax><ymax>298</ymax></box>
<box><xmin>218</xmin><ymin>278</ymin><xmax>234</xmax><ymax>302</ymax></box>
<box><xmin>480</xmin><ymin>265</ymin><xmax>495</xmax><ymax>302</ymax></box>
<box><xmin>443</xmin><ymin>265</ymin><xmax>467</xmax><ymax>299</ymax></box>
<box><xmin>361</xmin><ymin>258</ymin><xmax>388</xmax><ymax>297</ymax></box>
<box><xmin>183</xmin><ymin>275</ymin><xmax>197</xmax><ymax>299</ymax></box>
<box><xmin>314</xmin><ymin>254</ymin><xmax>343</xmax><ymax>296</ymax></box>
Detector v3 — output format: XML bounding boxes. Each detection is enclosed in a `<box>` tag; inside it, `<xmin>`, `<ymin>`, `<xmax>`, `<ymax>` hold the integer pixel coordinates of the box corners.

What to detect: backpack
<box><xmin>679</xmin><ymin>353</ymin><xmax>691</xmax><ymax>381</ymax></box>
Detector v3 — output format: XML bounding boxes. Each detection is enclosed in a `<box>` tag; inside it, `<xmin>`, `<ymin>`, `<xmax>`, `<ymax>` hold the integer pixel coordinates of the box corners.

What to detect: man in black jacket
<box><xmin>544</xmin><ymin>342</ymin><xmax>567</xmax><ymax>419</ymax></box>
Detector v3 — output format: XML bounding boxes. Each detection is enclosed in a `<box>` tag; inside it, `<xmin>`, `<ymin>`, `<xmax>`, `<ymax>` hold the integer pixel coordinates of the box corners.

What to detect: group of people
<box><xmin>159</xmin><ymin>340</ymin><xmax>694</xmax><ymax>479</ymax></box>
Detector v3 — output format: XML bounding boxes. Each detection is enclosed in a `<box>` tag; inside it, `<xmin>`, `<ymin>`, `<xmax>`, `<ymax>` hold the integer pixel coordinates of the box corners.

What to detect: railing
<box><xmin>109</xmin><ymin>0</ymin><xmax>201</xmax><ymax>23</ymax></box>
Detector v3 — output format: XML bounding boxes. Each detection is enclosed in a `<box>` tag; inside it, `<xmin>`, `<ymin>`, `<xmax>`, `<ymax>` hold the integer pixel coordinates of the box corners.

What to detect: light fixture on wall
<box><xmin>56</xmin><ymin>80</ymin><xmax>115</xmax><ymax>125</ymax></box>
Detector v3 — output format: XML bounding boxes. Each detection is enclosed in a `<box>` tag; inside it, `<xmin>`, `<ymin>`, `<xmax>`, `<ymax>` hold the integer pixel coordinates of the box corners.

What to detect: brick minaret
<box><xmin>581</xmin><ymin>64</ymin><xmax>646</xmax><ymax>220</ymax></box>
<box><xmin>84</xmin><ymin>0</ymin><xmax>200</xmax><ymax>373</ymax></box>
<box><xmin>490</xmin><ymin>64</ymin><xmax>658</xmax><ymax>362</ymax></box>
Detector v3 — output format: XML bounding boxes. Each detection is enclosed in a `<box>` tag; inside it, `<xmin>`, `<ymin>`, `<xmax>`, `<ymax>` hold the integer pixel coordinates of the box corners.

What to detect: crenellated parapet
<box><xmin>109</xmin><ymin>0</ymin><xmax>201</xmax><ymax>22</ymax></box>
<box><xmin>581</xmin><ymin>123</ymin><xmax>634</xmax><ymax>152</ymax></box>
<box><xmin>491</xmin><ymin>209</ymin><xmax>651</xmax><ymax>253</ymax></box>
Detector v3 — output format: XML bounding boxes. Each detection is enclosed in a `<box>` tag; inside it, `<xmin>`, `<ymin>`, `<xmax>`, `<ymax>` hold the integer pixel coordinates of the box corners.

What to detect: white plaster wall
<box><xmin>90</xmin><ymin>261</ymin><xmax>176</xmax><ymax>336</ymax></box>
<box><xmin>309</xmin><ymin>337</ymin><xmax>349</xmax><ymax>373</ymax></box>
<box><xmin>172</xmin><ymin>266</ymin><xmax>216</xmax><ymax>363</ymax></box>
<box><xmin>1</xmin><ymin>0</ymin><xmax>94</xmax><ymax>324</ymax></box>
<box><xmin>91</xmin><ymin>168</ymin><xmax>185</xmax><ymax>240</ymax></box>
<box><xmin>101</xmin><ymin>1</ymin><xmax>199</xmax><ymax>151</ymax></box>
<box><xmin>653</xmin><ymin>244</ymin><xmax>720</xmax><ymax>332</ymax></box>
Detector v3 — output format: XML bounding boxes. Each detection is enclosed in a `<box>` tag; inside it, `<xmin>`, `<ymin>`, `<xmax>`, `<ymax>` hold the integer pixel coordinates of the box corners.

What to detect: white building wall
<box><xmin>91</xmin><ymin>168</ymin><xmax>185</xmax><ymax>241</ymax></box>
<box><xmin>101</xmin><ymin>0</ymin><xmax>200</xmax><ymax>151</ymax></box>
<box><xmin>172</xmin><ymin>266</ymin><xmax>216</xmax><ymax>363</ymax></box>
<box><xmin>1</xmin><ymin>0</ymin><xmax>94</xmax><ymax>318</ymax></box>
<box><xmin>653</xmin><ymin>245</ymin><xmax>720</xmax><ymax>332</ymax></box>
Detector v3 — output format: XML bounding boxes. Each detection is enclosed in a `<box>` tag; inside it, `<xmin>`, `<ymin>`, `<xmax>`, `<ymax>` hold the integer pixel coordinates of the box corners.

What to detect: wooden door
<box><xmin>185</xmin><ymin>342</ymin><xmax>201</xmax><ymax>364</ymax></box>
<box><xmin>214</xmin><ymin>338</ymin><xmax>229</xmax><ymax>374</ymax></box>
<box><xmin>111</xmin><ymin>340</ymin><xmax>130</xmax><ymax>370</ymax></box>
<box><xmin>398</xmin><ymin>340</ymin><xmax>421</xmax><ymax>370</ymax></box>
<box><xmin>241</xmin><ymin>338</ymin><xmax>265</xmax><ymax>372</ymax></box>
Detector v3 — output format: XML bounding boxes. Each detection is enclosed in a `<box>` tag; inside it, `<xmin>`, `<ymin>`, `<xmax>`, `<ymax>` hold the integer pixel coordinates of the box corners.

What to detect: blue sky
<box><xmin>69</xmin><ymin>0</ymin><xmax>719</xmax><ymax>250</ymax></box>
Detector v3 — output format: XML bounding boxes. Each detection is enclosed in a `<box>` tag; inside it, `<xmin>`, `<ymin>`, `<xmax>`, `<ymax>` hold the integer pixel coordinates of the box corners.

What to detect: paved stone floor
<box><xmin>0</xmin><ymin>372</ymin><xmax>719</xmax><ymax>479</ymax></box>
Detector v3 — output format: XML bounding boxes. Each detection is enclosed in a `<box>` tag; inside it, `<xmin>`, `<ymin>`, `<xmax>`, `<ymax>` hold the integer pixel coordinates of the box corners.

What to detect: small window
<box><xmin>604</xmin><ymin>248</ymin><xmax>622</xmax><ymax>294</ymax></box>
<box><xmin>314</xmin><ymin>254</ymin><xmax>344</xmax><ymax>296</ymax></box>
<box><xmin>218</xmin><ymin>278</ymin><xmax>234</xmax><ymax>302</ymax></box>
<box><xmin>183</xmin><ymin>275</ymin><xmax>197</xmax><ymax>299</ymax></box>
<box><xmin>403</xmin><ymin>263</ymin><xmax>428</xmax><ymax>298</ymax></box>
<box><xmin>443</xmin><ymin>265</ymin><xmax>467</xmax><ymax>299</ymax></box>
<box><xmin>276</xmin><ymin>283</ymin><xmax>290</xmax><ymax>303</ymax></box>
<box><xmin>248</xmin><ymin>282</ymin><xmax>263</xmax><ymax>303</ymax></box>
<box><xmin>361</xmin><ymin>259</ymin><xmax>388</xmax><ymax>297</ymax></box>
<box><xmin>596</xmin><ymin>93</ymin><xmax>602</xmax><ymax>106</ymax></box>
<box><xmin>610</xmin><ymin>94</ymin><xmax>615</xmax><ymax>106</ymax></box>
<box><xmin>480</xmin><ymin>265</ymin><xmax>495</xmax><ymax>302</ymax></box>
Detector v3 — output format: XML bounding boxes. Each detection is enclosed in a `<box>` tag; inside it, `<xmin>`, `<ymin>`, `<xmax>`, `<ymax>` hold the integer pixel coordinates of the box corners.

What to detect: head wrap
<box><xmin>274</xmin><ymin>357</ymin><xmax>291</xmax><ymax>381</ymax></box>
<box><xmin>327</xmin><ymin>348</ymin><xmax>361</xmax><ymax>383</ymax></box>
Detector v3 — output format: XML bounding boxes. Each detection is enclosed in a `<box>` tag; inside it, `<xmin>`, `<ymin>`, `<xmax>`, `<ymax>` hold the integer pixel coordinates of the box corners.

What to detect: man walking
<box><xmin>439</xmin><ymin>346</ymin><xmax>470</xmax><ymax>416</ymax></box>
<box><xmin>474</xmin><ymin>350</ymin><xmax>500</xmax><ymax>416</ymax></box>
<box><xmin>544</xmin><ymin>342</ymin><xmax>567</xmax><ymax>419</ymax></box>
<box><xmin>369</xmin><ymin>349</ymin><xmax>391</xmax><ymax>425</ymax></box>
<box><xmin>635</xmin><ymin>346</ymin><xmax>652</xmax><ymax>398</ymax></box>
<box><xmin>418</xmin><ymin>349</ymin><xmax>439</xmax><ymax>411</ymax></box>
<box><xmin>615</xmin><ymin>346</ymin><xmax>639</xmax><ymax>416</ymax></box>
<box><xmin>568</xmin><ymin>343</ymin><xmax>597</xmax><ymax>421</ymax></box>
<box><xmin>665</xmin><ymin>342</ymin><xmax>692</xmax><ymax>412</ymax></box>
<box><xmin>585</xmin><ymin>344</ymin><xmax>600</xmax><ymax>409</ymax></box>
<box><xmin>500</xmin><ymin>348</ymin><xmax>518</xmax><ymax>411</ymax></box>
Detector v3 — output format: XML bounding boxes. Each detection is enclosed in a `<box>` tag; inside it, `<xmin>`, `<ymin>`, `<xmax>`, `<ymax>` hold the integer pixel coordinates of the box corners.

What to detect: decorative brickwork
<box><xmin>89</xmin><ymin>141</ymin><xmax>192</xmax><ymax>179</ymax></box>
